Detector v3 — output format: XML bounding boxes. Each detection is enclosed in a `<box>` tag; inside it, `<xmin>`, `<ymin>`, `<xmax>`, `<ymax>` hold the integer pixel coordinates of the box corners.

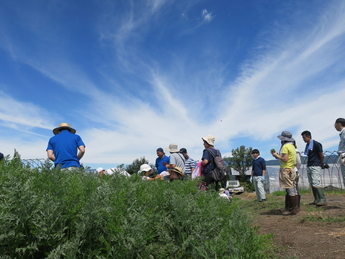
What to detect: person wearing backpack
<box><xmin>201</xmin><ymin>135</ymin><xmax>225</xmax><ymax>191</ymax></box>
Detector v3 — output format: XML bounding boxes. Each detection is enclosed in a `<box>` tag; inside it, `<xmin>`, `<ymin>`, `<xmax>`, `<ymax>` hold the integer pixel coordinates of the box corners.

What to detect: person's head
<box><xmin>335</xmin><ymin>118</ymin><xmax>345</xmax><ymax>132</ymax></box>
<box><xmin>301</xmin><ymin>130</ymin><xmax>312</xmax><ymax>143</ymax></box>
<box><xmin>202</xmin><ymin>135</ymin><xmax>215</xmax><ymax>148</ymax></box>
<box><xmin>96</xmin><ymin>167</ymin><xmax>106</xmax><ymax>177</ymax></box>
<box><xmin>53</xmin><ymin>123</ymin><xmax>76</xmax><ymax>135</ymax></box>
<box><xmin>251</xmin><ymin>149</ymin><xmax>260</xmax><ymax>158</ymax></box>
<box><xmin>139</xmin><ymin>164</ymin><xmax>153</xmax><ymax>176</ymax></box>
<box><xmin>277</xmin><ymin>131</ymin><xmax>295</xmax><ymax>144</ymax></box>
<box><xmin>168</xmin><ymin>167</ymin><xmax>184</xmax><ymax>180</ymax></box>
<box><xmin>165</xmin><ymin>143</ymin><xmax>179</xmax><ymax>153</ymax></box>
<box><xmin>156</xmin><ymin>148</ymin><xmax>165</xmax><ymax>158</ymax></box>
<box><xmin>0</xmin><ymin>152</ymin><xmax>4</xmax><ymax>162</ymax></box>
<box><xmin>180</xmin><ymin>148</ymin><xmax>188</xmax><ymax>158</ymax></box>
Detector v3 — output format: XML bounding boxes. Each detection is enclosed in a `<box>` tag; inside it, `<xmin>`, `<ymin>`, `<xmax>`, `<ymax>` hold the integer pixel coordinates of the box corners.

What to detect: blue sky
<box><xmin>1</xmin><ymin>0</ymin><xmax>345</xmax><ymax>169</ymax></box>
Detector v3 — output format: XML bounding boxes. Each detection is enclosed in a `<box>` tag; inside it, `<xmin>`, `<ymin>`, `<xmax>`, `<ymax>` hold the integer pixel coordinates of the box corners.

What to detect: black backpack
<box><xmin>206</xmin><ymin>148</ymin><xmax>227</xmax><ymax>181</ymax></box>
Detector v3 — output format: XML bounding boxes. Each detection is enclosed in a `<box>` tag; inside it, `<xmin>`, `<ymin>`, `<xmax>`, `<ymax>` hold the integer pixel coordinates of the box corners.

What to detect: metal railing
<box><xmin>267</xmin><ymin>151</ymin><xmax>344</xmax><ymax>192</ymax></box>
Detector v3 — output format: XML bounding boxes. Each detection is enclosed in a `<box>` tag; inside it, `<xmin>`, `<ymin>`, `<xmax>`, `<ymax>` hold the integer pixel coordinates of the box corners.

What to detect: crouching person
<box><xmin>140</xmin><ymin>164</ymin><xmax>163</xmax><ymax>180</ymax></box>
<box><xmin>168</xmin><ymin>167</ymin><xmax>185</xmax><ymax>182</ymax></box>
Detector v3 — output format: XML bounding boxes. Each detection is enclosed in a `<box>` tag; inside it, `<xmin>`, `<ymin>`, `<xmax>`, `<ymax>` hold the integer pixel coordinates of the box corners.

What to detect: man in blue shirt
<box><xmin>46</xmin><ymin>123</ymin><xmax>85</xmax><ymax>170</ymax></box>
<box><xmin>155</xmin><ymin>148</ymin><xmax>170</xmax><ymax>174</ymax></box>
<box><xmin>251</xmin><ymin>149</ymin><xmax>266</xmax><ymax>202</ymax></box>
<box><xmin>301</xmin><ymin>130</ymin><xmax>327</xmax><ymax>206</ymax></box>
<box><xmin>201</xmin><ymin>135</ymin><xmax>222</xmax><ymax>190</ymax></box>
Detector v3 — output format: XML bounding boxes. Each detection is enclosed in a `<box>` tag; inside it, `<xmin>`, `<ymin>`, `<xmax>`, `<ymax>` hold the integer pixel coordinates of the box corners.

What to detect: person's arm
<box><xmin>262</xmin><ymin>160</ymin><xmax>266</xmax><ymax>176</ymax></box>
<box><xmin>201</xmin><ymin>159</ymin><xmax>208</xmax><ymax>166</ymax></box>
<box><xmin>319</xmin><ymin>152</ymin><xmax>324</xmax><ymax>164</ymax></box>
<box><xmin>273</xmin><ymin>152</ymin><xmax>288</xmax><ymax>162</ymax></box>
<box><xmin>77</xmin><ymin>145</ymin><xmax>85</xmax><ymax>160</ymax></box>
<box><xmin>47</xmin><ymin>150</ymin><xmax>55</xmax><ymax>162</ymax></box>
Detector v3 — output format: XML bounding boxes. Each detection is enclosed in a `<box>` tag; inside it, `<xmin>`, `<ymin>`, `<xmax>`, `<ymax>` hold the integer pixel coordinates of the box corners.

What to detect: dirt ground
<box><xmin>240</xmin><ymin>194</ymin><xmax>345</xmax><ymax>259</ymax></box>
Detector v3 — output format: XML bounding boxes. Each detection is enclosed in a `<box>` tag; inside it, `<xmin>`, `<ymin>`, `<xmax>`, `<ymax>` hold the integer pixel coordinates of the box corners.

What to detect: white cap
<box><xmin>96</xmin><ymin>167</ymin><xmax>105</xmax><ymax>173</ymax></box>
<box><xmin>139</xmin><ymin>164</ymin><xmax>152</xmax><ymax>172</ymax></box>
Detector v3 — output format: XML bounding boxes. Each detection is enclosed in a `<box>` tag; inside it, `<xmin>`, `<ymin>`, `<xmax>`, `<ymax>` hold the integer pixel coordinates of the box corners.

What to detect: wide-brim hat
<box><xmin>277</xmin><ymin>131</ymin><xmax>295</xmax><ymax>142</ymax></box>
<box><xmin>53</xmin><ymin>123</ymin><xmax>76</xmax><ymax>135</ymax></box>
<box><xmin>170</xmin><ymin>167</ymin><xmax>185</xmax><ymax>176</ymax></box>
<box><xmin>202</xmin><ymin>135</ymin><xmax>215</xmax><ymax>146</ymax></box>
<box><xmin>165</xmin><ymin>143</ymin><xmax>179</xmax><ymax>153</ymax></box>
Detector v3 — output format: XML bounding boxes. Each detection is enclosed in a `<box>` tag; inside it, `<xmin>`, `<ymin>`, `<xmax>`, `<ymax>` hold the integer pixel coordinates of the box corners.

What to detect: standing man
<box><xmin>155</xmin><ymin>148</ymin><xmax>170</xmax><ymax>174</ymax></box>
<box><xmin>251</xmin><ymin>149</ymin><xmax>266</xmax><ymax>202</ymax></box>
<box><xmin>201</xmin><ymin>135</ymin><xmax>221</xmax><ymax>190</ymax></box>
<box><xmin>47</xmin><ymin>123</ymin><xmax>85</xmax><ymax>170</ymax></box>
<box><xmin>180</xmin><ymin>148</ymin><xmax>196</xmax><ymax>177</ymax></box>
<box><xmin>334</xmin><ymin>118</ymin><xmax>345</xmax><ymax>187</ymax></box>
<box><xmin>301</xmin><ymin>131</ymin><xmax>327</xmax><ymax>206</ymax></box>
<box><xmin>271</xmin><ymin>131</ymin><xmax>299</xmax><ymax>215</ymax></box>
<box><xmin>164</xmin><ymin>144</ymin><xmax>185</xmax><ymax>173</ymax></box>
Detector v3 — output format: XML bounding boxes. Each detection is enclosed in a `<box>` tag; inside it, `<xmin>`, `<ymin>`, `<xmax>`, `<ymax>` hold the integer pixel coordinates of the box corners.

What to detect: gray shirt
<box><xmin>338</xmin><ymin>128</ymin><xmax>345</xmax><ymax>154</ymax></box>
<box><xmin>169</xmin><ymin>153</ymin><xmax>186</xmax><ymax>173</ymax></box>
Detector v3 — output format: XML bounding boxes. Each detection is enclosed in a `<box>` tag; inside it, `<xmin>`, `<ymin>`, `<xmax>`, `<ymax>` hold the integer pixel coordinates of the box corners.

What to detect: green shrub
<box><xmin>0</xmin><ymin>161</ymin><xmax>272</xmax><ymax>258</ymax></box>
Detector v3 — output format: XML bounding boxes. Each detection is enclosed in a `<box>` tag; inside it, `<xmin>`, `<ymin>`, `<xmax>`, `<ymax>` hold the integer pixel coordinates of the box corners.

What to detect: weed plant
<box><xmin>0</xmin><ymin>159</ymin><xmax>272</xmax><ymax>258</ymax></box>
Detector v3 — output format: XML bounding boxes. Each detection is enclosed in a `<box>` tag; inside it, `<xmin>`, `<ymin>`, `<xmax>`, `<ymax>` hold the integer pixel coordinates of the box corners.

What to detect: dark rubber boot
<box><xmin>280</xmin><ymin>194</ymin><xmax>291</xmax><ymax>212</ymax></box>
<box><xmin>309</xmin><ymin>187</ymin><xmax>317</xmax><ymax>205</ymax></box>
<box><xmin>315</xmin><ymin>188</ymin><xmax>327</xmax><ymax>206</ymax></box>
<box><xmin>286</xmin><ymin>196</ymin><xmax>300</xmax><ymax>215</ymax></box>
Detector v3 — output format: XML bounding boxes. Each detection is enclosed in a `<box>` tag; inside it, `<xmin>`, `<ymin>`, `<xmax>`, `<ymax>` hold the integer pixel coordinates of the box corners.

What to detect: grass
<box><xmin>0</xmin><ymin>158</ymin><xmax>273</xmax><ymax>259</ymax></box>
<box><xmin>236</xmin><ymin>189</ymin><xmax>345</xmax><ymax>224</ymax></box>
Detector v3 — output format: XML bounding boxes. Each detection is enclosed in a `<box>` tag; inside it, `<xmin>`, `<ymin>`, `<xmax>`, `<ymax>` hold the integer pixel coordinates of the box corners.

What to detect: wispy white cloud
<box><xmin>1</xmin><ymin>0</ymin><xmax>345</xmax><ymax>166</ymax></box>
<box><xmin>0</xmin><ymin>91</ymin><xmax>55</xmax><ymax>130</ymax></box>
<box><xmin>201</xmin><ymin>9</ymin><xmax>213</xmax><ymax>23</ymax></box>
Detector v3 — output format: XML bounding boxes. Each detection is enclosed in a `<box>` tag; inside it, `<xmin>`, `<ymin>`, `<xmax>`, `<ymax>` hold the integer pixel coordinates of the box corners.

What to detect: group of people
<box><xmin>140</xmin><ymin>135</ymin><xmax>223</xmax><ymax>187</ymax></box>
<box><xmin>250</xmin><ymin>117</ymin><xmax>345</xmax><ymax>215</ymax></box>
<box><xmin>18</xmin><ymin>117</ymin><xmax>343</xmax><ymax>213</ymax></box>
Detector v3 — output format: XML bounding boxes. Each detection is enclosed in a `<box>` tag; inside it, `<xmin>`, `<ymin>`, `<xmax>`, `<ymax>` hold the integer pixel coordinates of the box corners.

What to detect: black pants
<box><xmin>204</xmin><ymin>173</ymin><xmax>219</xmax><ymax>191</ymax></box>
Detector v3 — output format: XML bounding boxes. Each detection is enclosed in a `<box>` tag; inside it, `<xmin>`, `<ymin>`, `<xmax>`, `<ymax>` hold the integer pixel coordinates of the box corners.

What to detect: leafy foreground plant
<box><xmin>0</xmin><ymin>162</ymin><xmax>272</xmax><ymax>259</ymax></box>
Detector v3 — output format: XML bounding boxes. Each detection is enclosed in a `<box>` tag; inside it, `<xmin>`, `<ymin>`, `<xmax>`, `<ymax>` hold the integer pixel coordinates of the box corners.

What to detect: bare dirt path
<box><xmin>240</xmin><ymin>194</ymin><xmax>345</xmax><ymax>259</ymax></box>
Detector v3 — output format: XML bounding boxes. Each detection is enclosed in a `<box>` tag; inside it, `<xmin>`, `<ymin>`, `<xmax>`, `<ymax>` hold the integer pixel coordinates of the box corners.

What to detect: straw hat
<box><xmin>202</xmin><ymin>135</ymin><xmax>215</xmax><ymax>146</ymax></box>
<box><xmin>170</xmin><ymin>167</ymin><xmax>185</xmax><ymax>176</ymax></box>
<box><xmin>53</xmin><ymin>123</ymin><xmax>76</xmax><ymax>135</ymax></box>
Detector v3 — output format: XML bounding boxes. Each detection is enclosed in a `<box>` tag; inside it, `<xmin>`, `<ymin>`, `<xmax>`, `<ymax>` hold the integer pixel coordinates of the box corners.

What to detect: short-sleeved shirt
<box><xmin>155</xmin><ymin>155</ymin><xmax>170</xmax><ymax>174</ymax></box>
<box><xmin>202</xmin><ymin>148</ymin><xmax>219</xmax><ymax>175</ymax></box>
<box><xmin>305</xmin><ymin>140</ymin><xmax>323</xmax><ymax>167</ymax></box>
<box><xmin>252</xmin><ymin>156</ymin><xmax>266</xmax><ymax>176</ymax></box>
<box><xmin>184</xmin><ymin>156</ymin><xmax>196</xmax><ymax>175</ymax></box>
<box><xmin>46</xmin><ymin>130</ymin><xmax>85</xmax><ymax>168</ymax></box>
<box><xmin>169</xmin><ymin>153</ymin><xmax>185</xmax><ymax>173</ymax></box>
<box><xmin>280</xmin><ymin>143</ymin><xmax>296</xmax><ymax>169</ymax></box>
<box><xmin>338</xmin><ymin>128</ymin><xmax>345</xmax><ymax>154</ymax></box>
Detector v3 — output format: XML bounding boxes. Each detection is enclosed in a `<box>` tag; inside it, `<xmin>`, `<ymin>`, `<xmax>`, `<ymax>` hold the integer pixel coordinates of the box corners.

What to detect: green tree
<box><xmin>125</xmin><ymin>157</ymin><xmax>154</xmax><ymax>175</ymax></box>
<box><xmin>225</xmin><ymin>145</ymin><xmax>253</xmax><ymax>181</ymax></box>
